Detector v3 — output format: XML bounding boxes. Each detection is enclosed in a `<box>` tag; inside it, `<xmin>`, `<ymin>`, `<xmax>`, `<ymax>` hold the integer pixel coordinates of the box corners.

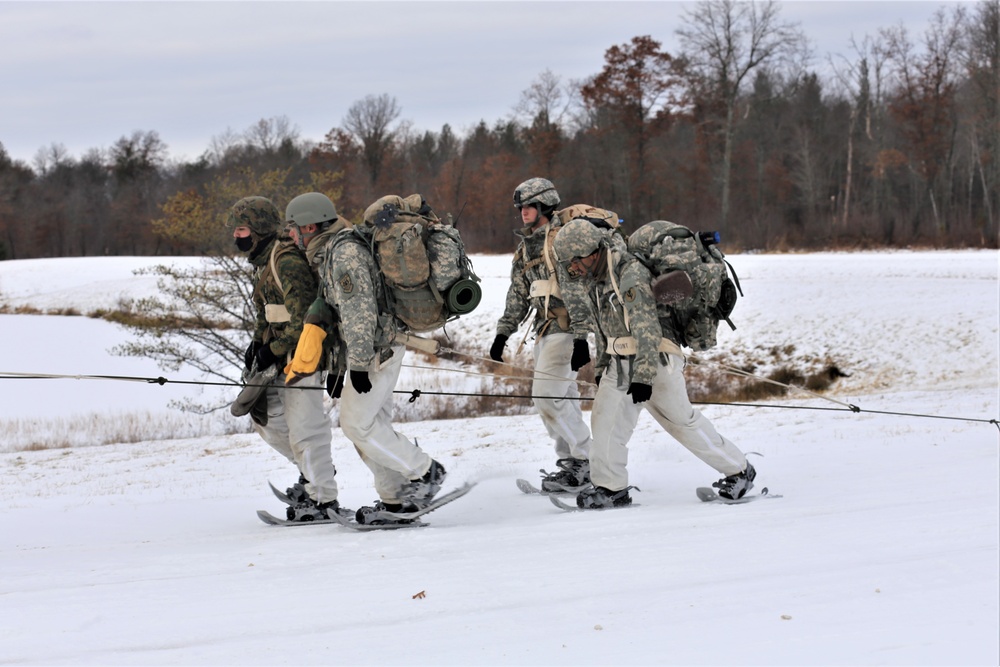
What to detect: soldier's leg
<box><xmin>339</xmin><ymin>346</ymin><xmax>432</xmax><ymax>499</ymax></box>
<box><xmin>589</xmin><ymin>361</ymin><xmax>643</xmax><ymax>491</ymax></box>
<box><xmin>284</xmin><ymin>372</ymin><xmax>339</xmax><ymax>504</ymax></box>
<box><xmin>353</xmin><ymin>445</ymin><xmax>412</xmax><ymax>505</ymax></box>
<box><xmin>532</xmin><ymin>332</ymin><xmax>591</xmax><ymax>460</ymax></box>
<box><xmin>251</xmin><ymin>381</ymin><xmax>296</xmax><ymax>463</ymax></box>
<box><xmin>645</xmin><ymin>354</ymin><xmax>746</xmax><ymax>476</ymax></box>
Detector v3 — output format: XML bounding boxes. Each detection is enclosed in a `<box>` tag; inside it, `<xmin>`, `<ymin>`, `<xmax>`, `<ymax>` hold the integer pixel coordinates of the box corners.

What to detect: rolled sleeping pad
<box><xmin>445</xmin><ymin>278</ymin><xmax>482</xmax><ymax>314</ymax></box>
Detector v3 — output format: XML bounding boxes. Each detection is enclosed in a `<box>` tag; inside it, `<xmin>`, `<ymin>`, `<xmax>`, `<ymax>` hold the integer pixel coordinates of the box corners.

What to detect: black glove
<box><xmin>627</xmin><ymin>382</ymin><xmax>652</xmax><ymax>404</ymax></box>
<box><xmin>255</xmin><ymin>344</ymin><xmax>282</xmax><ymax>371</ymax></box>
<box><xmin>350</xmin><ymin>369</ymin><xmax>372</xmax><ymax>394</ymax></box>
<box><xmin>244</xmin><ymin>340</ymin><xmax>262</xmax><ymax>370</ymax></box>
<box><xmin>326</xmin><ymin>372</ymin><xmax>344</xmax><ymax>399</ymax></box>
<box><xmin>489</xmin><ymin>334</ymin><xmax>508</xmax><ymax>362</ymax></box>
<box><xmin>570</xmin><ymin>339</ymin><xmax>591</xmax><ymax>372</ymax></box>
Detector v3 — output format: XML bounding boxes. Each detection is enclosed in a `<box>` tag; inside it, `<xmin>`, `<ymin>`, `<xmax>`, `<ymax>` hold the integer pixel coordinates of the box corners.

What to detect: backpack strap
<box><xmin>269</xmin><ymin>242</ymin><xmax>284</xmax><ymax>294</ymax></box>
<box><xmin>605</xmin><ymin>249</ymin><xmax>629</xmax><ymax>332</ymax></box>
<box><xmin>540</xmin><ymin>223</ymin><xmax>556</xmax><ymax>319</ymax></box>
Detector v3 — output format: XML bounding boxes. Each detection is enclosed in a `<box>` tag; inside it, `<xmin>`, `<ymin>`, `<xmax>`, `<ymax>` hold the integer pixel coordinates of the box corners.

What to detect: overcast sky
<box><xmin>0</xmin><ymin>1</ymin><xmax>961</xmax><ymax>167</ymax></box>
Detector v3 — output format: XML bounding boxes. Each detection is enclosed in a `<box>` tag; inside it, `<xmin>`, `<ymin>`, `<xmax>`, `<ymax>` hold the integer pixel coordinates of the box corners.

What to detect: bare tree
<box><xmin>513</xmin><ymin>69</ymin><xmax>575</xmax><ymax>176</ymax></box>
<box><xmin>961</xmin><ymin>0</ymin><xmax>999</xmax><ymax>239</ymax></box>
<box><xmin>32</xmin><ymin>143</ymin><xmax>72</xmax><ymax>176</ymax></box>
<box><xmin>677</xmin><ymin>0</ymin><xmax>807</xmax><ymax>229</ymax></box>
<box><xmin>207</xmin><ymin>127</ymin><xmax>243</xmax><ymax>166</ymax></box>
<box><xmin>342</xmin><ymin>93</ymin><xmax>402</xmax><ymax>187</ymax></box>
<box><xmin>830</xmin><ymin>34</ymin><xmax>891</xmax><ymax>229</ymax></box>
<box><xmin>513</xmin><ymin>69</ymin><xmax>573</xmax><ymax>127</ymax></box>
<box><xmin>881</xmin><ymin>7</ymin><xmax>965</xmax><ymax>235</ymax></box>
<box><xmin>243</xmin><ymin>115</ymin><xmax>299</xmax><ymax>154</ymax></box>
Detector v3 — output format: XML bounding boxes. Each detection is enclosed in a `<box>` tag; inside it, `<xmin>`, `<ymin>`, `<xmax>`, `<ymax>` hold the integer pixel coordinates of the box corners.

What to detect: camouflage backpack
<box><xmin>627</xmin><ymin>220</ymin><xmax>742</xmax><ymax>351</ymax></box>
<box><xmin>554</xmin><ymin>204</ymin><xmax>622</xmax><ymax>233</ymax></box>
<box><xmin>362</xmin><ymin>194</ymin><xmax>481</xmax><ymax>333</ymax></box>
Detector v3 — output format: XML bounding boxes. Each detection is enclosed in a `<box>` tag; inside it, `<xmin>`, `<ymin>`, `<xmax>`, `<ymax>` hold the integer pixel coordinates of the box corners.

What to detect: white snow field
<box><xmin>0</xmin><ymin>250</ymin><xmax>997</xmax><ymax>666</ymax></box>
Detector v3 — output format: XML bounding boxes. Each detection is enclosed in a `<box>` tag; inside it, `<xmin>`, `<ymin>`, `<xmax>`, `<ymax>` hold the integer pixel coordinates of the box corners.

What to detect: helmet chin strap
<box><xmin>590</xmin><ymin>245</ymin><xmax>610</xmax><ymax>281</ymax></box>
<box><xmin>291</xmin><ymin>224</ymin><xmax>323</xmax><ymax>250</ymax></box>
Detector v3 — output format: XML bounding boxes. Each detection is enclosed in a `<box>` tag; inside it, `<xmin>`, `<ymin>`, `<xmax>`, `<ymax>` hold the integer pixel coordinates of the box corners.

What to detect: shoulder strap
<box><xmin>605</xmin><ymin>250</ymin><xmax>630</xmax><ymax>332</ymax></box>
<box><xmin>268</xmin><ymin>242</ymin><xmax>284</xmax><ymax>294</ymax></box>
<box><xmin>540</xmin><ymin>223</ymin><xmax>557</xmax><ymax>316</ymax></box>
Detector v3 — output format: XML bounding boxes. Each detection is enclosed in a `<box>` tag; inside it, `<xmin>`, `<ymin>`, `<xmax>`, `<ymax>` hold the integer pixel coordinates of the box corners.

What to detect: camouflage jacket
<box><xmin>311</xmin><ymin>227</ymin><xmax>397</xmax><ymax>369</ymax></box>
<box><xmin>496</xmin><ymin>222</ymin><xmax>590</xmax><ymax>339</ymax></box>
<box><xmin>303</xmin><ymin>224</ymin><xmax>353</xmax><ymax>369</ymax></box>
<box><xmin>581</xmin><ymin>248</ymin><xmax>680</xmax><ymax>386</ymax></box>
<box><xmin>249</xmin><ymin>237</ymin><xmax>318</xmax><ymax>358</ymax></box>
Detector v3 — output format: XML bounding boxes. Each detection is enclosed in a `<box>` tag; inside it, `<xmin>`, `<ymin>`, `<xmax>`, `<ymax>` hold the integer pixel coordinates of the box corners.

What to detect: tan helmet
<box><xmin>285</xmin><ymin>192</ymin><xmax>338</xmax><ymax>228</ymax></box>
<box><xmin>226</xmin><ymin>196</ymin><xmax>281</xmax><ymax>235</ymax></box>
<box><xmin>553</xmin><ymin>218</ymin><xmax>611</xmax><ymax>263</ymax></box>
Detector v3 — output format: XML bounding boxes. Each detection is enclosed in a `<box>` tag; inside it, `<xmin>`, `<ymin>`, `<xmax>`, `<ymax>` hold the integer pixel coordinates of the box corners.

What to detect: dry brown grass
<box><xmin>686</xmin><ymin>353</ymin><xmax>849</xmax><ymax>404</ymax></box>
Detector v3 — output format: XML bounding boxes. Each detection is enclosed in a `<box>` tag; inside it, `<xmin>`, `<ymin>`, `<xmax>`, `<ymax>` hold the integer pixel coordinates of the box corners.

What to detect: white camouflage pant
<box><xmin>590</xmin><ymin>353</ymin><xmax>747</xmax><ymax>491</ymax></box>
<box><xmin>532</xmin><ymin>332</ymin><xmax>592</xmax><ymax>461</ymax></box>
<box><xmin>253</xmin><ymin>371</ymin><xmax>339</xmax><ymax>504</ymax></box>
<box><xmin>340</xmin><ymin>345</ymin><xmax>433</xmax><ymax>504</ymax></box>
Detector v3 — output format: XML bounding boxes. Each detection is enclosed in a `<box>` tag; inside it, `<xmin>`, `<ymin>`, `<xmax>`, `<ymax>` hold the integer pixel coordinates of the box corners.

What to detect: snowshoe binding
<box><xmin>712</xmin><ymin>462</ymin><xmax>756</xmax><ymax>500</ymax></box>
<box><xmin>286</xmin><ymin>498</ymin><xmax>351</xmax><ymax>522</ymax></box>
<box><xmin>540</xmin><ymin>457</ymin><xmax>591</xmax><ymax>493</ymax></box>
<box><xmin>355</xmin><ymin>501</ymin><xmax>419</xmax><ymax>526</ymax></box>
<box><xmin>399</xmin><ymin>460</ymin><xmax>447</xmax><ymax>508</ymax></box>
<box><xmin>576</xmin><ymin>485</ymin><xmax>636</xmax><ymax>509</ymax></box>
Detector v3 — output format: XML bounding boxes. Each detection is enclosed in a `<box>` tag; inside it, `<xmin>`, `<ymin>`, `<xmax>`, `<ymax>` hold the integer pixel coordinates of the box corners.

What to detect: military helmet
<box><xmin>285</xmin><ymin>192</ymin><xmax>338</xmax><ymax>228</ymax></box>
<box><xmin>553</xmin><ymin>218</ymin><xmax>611</xmax><ymax>263</ymax></box>
<box><xmin>513</xmin><ymin>178</ymin><xmax>560</xmax><ymax>211</ymax></box>
<box><xmin>226</xmin><ymin>196</ymin><xmax>281</xmax><ymax>235</ymax></box>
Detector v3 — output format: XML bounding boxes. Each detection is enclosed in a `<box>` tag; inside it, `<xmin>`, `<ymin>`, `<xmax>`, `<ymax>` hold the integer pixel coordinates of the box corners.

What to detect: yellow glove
<box><xmin>285</xmin><ymin>323</ymin><xmax>327</xmax><ymax>385</ymax></box>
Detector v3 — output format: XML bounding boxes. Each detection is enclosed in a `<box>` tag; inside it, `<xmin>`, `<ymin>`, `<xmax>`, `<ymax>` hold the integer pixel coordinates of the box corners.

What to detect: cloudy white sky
<box><xmin>1</xmin><ymin>1</ymin><xmax>960</xmax><ymax>166</ymax></box>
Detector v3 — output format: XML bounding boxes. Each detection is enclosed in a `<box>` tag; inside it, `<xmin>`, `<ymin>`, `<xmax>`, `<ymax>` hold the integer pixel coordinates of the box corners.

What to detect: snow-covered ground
<box><xmin>0</xmin><ymin>250</ymin><xmax>997</xmax><ymax>665</ymax></box>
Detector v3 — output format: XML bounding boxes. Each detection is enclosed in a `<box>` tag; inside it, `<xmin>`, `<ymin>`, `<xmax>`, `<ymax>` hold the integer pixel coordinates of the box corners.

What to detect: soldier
<box><xmin>489</xmin><ymin>178</ymin><xmax>594</xmax><ymax>493</ymax></box>
<box><xmin>284</xmin><ymin>192</ymin><xmax>446</xmax><ymax>526</ymax></box>
<box><xmin>226</xmin><ymin>196</ymin><xmax>346</xmax><ymax>521</ymax></box>
<box><xmin>552</xmin><ymin>218</ymin><xmax>757</xmax><ymax>509</ymax></box>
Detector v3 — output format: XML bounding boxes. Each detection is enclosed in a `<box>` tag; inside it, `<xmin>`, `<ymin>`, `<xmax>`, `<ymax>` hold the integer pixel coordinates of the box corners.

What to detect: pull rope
<box><xmin>406</xmin><ymin>347</ymin><xmax>597</xmax><ymax>387</ymax></box>
<box><xmin>1</xmin><ymin>370</ymin><xmax>996</xmax><ymax>429</ymax></box>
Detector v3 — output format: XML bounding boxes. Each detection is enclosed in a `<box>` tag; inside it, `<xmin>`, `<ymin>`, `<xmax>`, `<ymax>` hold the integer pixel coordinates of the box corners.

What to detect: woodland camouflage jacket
<box><xmin>249</xmin><ymin>238</ymin><xmax>317</xmax><ymax>358</ymax></box>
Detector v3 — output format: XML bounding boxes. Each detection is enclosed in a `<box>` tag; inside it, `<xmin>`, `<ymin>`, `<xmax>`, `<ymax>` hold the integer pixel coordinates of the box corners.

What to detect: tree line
<box><xmin>0</xmin><ymin>0</ymin><xmax>996</xmax><ymax>261</ymax></box>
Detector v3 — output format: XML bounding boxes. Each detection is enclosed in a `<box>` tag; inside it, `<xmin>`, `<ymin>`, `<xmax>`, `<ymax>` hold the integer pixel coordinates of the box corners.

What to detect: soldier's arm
<box><xmin>620</xmin><ymin>264</ymin><xmax>661</xmax><ymax>386</ymax></box>
<box><xmin>328</xmin><ymin>243</ymin><xmax>379</xmax><ymax>369</ymax></box>
<box><xmin>495</xmin><ymin>249</ymin><xmax>531</xmax><ymax>337</ymax></box>
<box><xmin>270</xmin><ymin>250</ymin><xmax>318</xmax><ymax>357</ymax></box>
<box><xmin>594</xmin><ymin>327</ymin><xmax>610</xmax><ymax>379</ymax></box>
<box><xmin>252</xmin><ymin>291</ymin><xmax>268</xmax><ymax>344</ymax></box>
<box><xmin>555</xmin><ymin>261</ymin><xmax>594</xmax><ymax>337</ymax></box>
